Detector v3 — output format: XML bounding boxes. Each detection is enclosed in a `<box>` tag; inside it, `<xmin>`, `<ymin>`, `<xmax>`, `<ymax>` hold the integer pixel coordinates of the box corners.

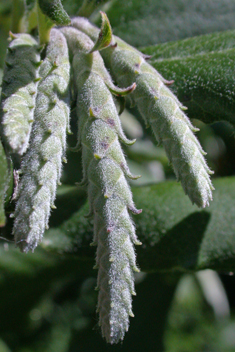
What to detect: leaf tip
<box><xmin>89</xmin><ymin>11</ymin><xmax>113</xmax><ymax>53</ymax></box>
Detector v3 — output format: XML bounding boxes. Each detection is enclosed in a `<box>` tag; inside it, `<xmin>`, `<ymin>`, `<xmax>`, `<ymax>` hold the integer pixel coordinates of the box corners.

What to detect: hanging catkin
<box><xmin>61</xmin><ymin>26</ymin><xmax>141</xmax><ymax>344</ymax></box>
<box><xmin>13</xmin><ymin>28</ymin><xmax>70</xmax><ymax>252</ymax></box>
<box><xmin>72</xmin><ymin>15</ymin><xmax>214</xmax><ymax>208</ymax></box>
<box><xmin>1</xmin><ymin>33</ymin><xmax>41</xmax><ymax>155</ymax></box>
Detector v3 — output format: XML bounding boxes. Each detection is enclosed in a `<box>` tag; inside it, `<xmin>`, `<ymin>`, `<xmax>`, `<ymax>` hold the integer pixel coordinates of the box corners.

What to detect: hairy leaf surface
<box><xmin>142</xmin><ymin>30</ymin><xmax>235</xmax><ymax>126</ymax></box>
<box><xmin>73</xmin><ymin>17</ymin><xmax>214</xmax><ymax>208</ymax></box>
<box><xmin>104</xmin><ymin>0</ymin><xmax>235</xmax><ymax>47</ymax></box>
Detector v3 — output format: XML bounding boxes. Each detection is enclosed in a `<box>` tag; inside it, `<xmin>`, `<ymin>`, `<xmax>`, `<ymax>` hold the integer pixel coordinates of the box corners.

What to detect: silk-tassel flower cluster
<box><xmin>0</xmin><ymin>12</ymin><xmax>214</xmax><ymax>344</ymax></box>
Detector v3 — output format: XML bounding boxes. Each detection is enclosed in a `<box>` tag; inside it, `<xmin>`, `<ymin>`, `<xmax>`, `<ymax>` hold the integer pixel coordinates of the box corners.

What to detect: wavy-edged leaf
<box><xmin>38</xmin><ymin>0</ymin><xmax>71</xmax><ymax>25</ymax></box>
<box><xmin>141</xmin><ymin>30</ymin><xmax>235</xmax><ymax>125</ymax></box>
<box><xmin>42</xmin><ymin>177</ymin><xmax>235</xmax><ymax>272</ymax></box>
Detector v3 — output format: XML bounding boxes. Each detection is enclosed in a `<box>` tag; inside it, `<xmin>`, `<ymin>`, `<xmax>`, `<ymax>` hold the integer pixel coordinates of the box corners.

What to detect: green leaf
<box><xmin>134</xmin><ymin>178</ymin><xmax>235</xmax><ymax>272</ymax></box>
<box><xmin>142</xmin><ymin>30</ymin><xmax>235</xmax><ymax>59</ymax></box>
<box><xmin>141</xmin><ymin>30</ymin><xmax>235</xmax><ymax>125</ymax></box>
<box><xmin>42</xmin><ymin>177</ymin><xmax>235</xmax><ymax>272</ymax></box>
<box><xmin>38</xmin><ymin>0</ymin><xmax>71</xmax><ymax>25</ymax></box>
<box><xmin>104</xmin><ymin>0</ymin><xmax>235</xmax><ymax>47</ymax></box>
<box><xmin>0</xmin><ymin>141</ymin><xmax>9</xmax><ymax>227</ymax></box>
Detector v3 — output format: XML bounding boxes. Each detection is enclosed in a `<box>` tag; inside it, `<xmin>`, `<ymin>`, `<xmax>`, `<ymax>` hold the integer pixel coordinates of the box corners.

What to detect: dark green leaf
<box><xmin>141</xmin><ymin>30</ymin><xmax>235</xmax><ymax>125</ymax></box>
<box><xmin>0</xmin><ymin>141</ymin><xmax>9</xmax><ymax>227</ymax></box>
<box><xmin>42</xmin><ymin>177</ymin><xmax>235</xmax><ymax>273</ymax></box>
<box><xmin>104</xmin><ymin>0</ymin><xmax>235</xmax><ymax>47</ymax></box>
<box><xmin>134</xmin><ymin>178</ymin><xmax>235</xmax><ymax>272</ymax></box>
<box><xmin>142</xmin><ymin>30</ymin><xmax>235</xmax><ymax>59</ymax></box>
<box><xmin>38</xmin><ymin>0</ymin><xmax>71</xmax><ymax>25</ymax></box>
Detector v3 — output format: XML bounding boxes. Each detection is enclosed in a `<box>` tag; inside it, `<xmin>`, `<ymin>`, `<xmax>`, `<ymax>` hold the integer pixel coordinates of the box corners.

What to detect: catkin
<box><xmin>0</xmin><ymin>33</ymin><xmax>41</xmax><ymax>155</ymax></box>
<box><xmin>13</xmin><ymin>28</ymin><xmax>70</xmax><ymax>252</ymax></box>
<box><xmin>61</xmin><ymin>27</ymin><xmax>141</xmax><ymax>343</ymax></box>
<box><xmin>72</xmin><ymin>17</ymin><xmax>214</xmax><ymax>208</ymax></box>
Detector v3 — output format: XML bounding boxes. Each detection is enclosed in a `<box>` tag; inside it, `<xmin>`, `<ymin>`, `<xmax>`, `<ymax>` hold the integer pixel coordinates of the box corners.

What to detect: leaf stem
<box><xmin>37</xmin><ymin>0</ymin><xmax>53</xmax><ymax>45</ymax></box>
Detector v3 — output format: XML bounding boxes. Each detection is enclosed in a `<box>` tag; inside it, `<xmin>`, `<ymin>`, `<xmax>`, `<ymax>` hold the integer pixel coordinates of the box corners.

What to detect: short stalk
<box><xmin>37</xmin><ymin>0</ymin><xmax>53</xmax><ymax>45</ymax></box>
<box><xmin>11</xmin><ymin>0</ymin><xmax>27</xmax><ymax>33</ymax></box>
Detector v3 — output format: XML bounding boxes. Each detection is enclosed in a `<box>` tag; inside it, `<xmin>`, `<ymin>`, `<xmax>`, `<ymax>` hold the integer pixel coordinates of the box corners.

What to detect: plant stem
<box><xmin>28</xmin><ymin>5</ymin><xmax>38</xmax><ymax>33</ymax></box>
<box><xmin>11</xmin><ymin>0</ymin><xmax>26</xmax><ymax>33</ymax></box>
<box><xmin>37</xmin><ymin>0</ymin><xmax>53</xmax><ymax>45</ymax></box>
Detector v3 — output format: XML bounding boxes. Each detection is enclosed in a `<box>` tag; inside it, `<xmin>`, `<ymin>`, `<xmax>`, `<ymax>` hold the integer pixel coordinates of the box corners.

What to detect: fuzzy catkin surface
<box><xmin>61</xmin><ymin>26</ymin><xmax>140</xmax><ymax>343</ymax></box>
<box><xmin>78</xmin><ymin>72</ymin><xmax>140</xmax><ymax>344</ymax></box>
<box><xmin>13</xmin><ymin>29</ymin><xmax>70</xmax><ymax>252</ymax></box>
<box><xmin>1</xmin><ymin>33</ymin><xmax>40</xmax><ymax>155</ymax></box>
<box><xmin>107</xmin><ymin>44</ymin><xmax>214</xmax><ymax>207</ymax></box>
<box><xmin>72</xmin><ymin>17</ymin><xmax>214</xmax><ymax>208</ymax></box>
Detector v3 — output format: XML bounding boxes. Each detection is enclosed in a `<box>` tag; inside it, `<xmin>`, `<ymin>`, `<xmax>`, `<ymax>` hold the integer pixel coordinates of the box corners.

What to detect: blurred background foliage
<box><xmin>1</xmin><ymin>0</ymin><xmax>235</xmax><ymax>351</ymax></box>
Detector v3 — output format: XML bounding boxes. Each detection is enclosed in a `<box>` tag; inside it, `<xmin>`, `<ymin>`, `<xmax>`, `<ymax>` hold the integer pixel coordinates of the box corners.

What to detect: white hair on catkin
<box><xmin>1</xmin><ymin>33</ymin><xmax>41</xmax><ymax>155</ymax></box>
<box><xmin>13</xmin><ymin>29</ymin><xmax>70</xmax><ymax>252</ymax></box>
<box><xmin>72</xmin><ymin>17</ymin><xmax>214</xmax><ymax>208</ymax></box>
<box><xmin>61</xmin><ymin>26</ymin><xmax>141</xmax><ymax>344</ymax></box>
